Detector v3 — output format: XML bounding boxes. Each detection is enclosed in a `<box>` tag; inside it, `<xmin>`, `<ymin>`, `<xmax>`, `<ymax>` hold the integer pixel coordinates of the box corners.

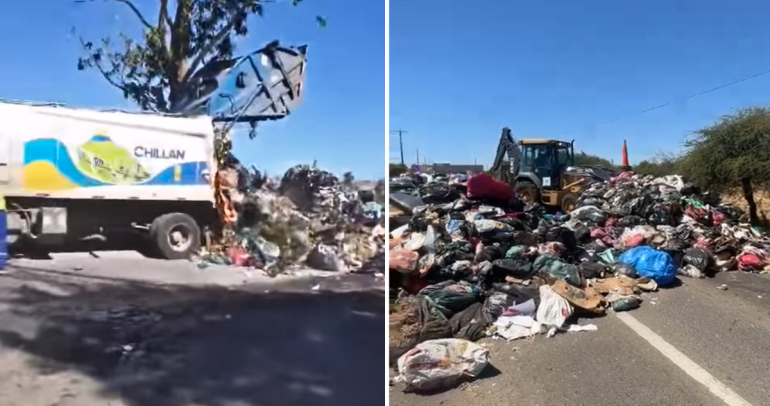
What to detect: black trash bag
<box><xmin>581</xmin><ymin>197</ymin><xmax>605</xmax><ymax>207</ymax></box>
<box><xmin>545</xmin><ymin>226</ymin><xmax>578</xmax><ymax>252</ymax></box>
<box><xmin>536</xmin><ymin>218</ymin><xmax>556</xmax><ymax>238</ymax></box>
<box><xmin>418</xmin><ymin>280</ymin><xmax>482</xmax><ymax>317</ymax></box>
<box><xmin>419</xmin><ymin>183</ymin><xmax>460</xmax><ymax>204</ymax></box>
<box><xmin>573</xmin><ymin>224</ymin><xmax>591</xmax><ymax>242</ymax></box>
<box><xmin>449</xmin><ymin>302</ymin><xmax>491</xmax><ymax>342</ymax></box>
<box><xmin>610</xmin><ymin>262</ymin><xmax>637</xmax><ymax>278</ymax></box>
<box><xmin>573</xmin><ymin>206</ymin><xmax>606</xmax><ymax>225</ymax></box>
<box><xmin>683</xmin><ymin>247</ymin><xmax>712</xmax><ymax>272</ymax></box>
<box><xmin>498</xmin><ymin>216</ymin><xmax>528</xmax><ymax>231</ymax></box>
<box><xmin>389</xmin><ymin>296</ymin><xmax>452</xmax><ymax>364</ymax></box>
<box><xmin>482</xmin><ymin>291</ymin><xmax>516</xmax><ymax>320</ymax></box>
<box><xmin>617</xmin><ymin>215</ymin><xmax>644</xmax><ymax>227</ymax></box>
<box><xmin>475</xmin><ymin>243</ymin><xmax>504</xmax><ymax>263</ymax></box>
<box><xmin>491</xmin><ymin>258</ymin><xmax>536</xmax><ymax>279</ymax></box>
<box><xmin>579</xmin><ymin>261</ymin><xmax>608</xmax><ymax>279</ymax></box>
<box><xmin>490</xmin><ymin>282</ymin><xmax>540</xmax><ymax>307</ymax></box>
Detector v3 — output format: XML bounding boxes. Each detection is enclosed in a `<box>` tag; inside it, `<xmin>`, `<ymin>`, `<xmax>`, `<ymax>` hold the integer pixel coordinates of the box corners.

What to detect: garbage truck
<box><xmin>0</xmin><ymin>41</ymin><xmax>308</xmax><ymax>259</ymax></box>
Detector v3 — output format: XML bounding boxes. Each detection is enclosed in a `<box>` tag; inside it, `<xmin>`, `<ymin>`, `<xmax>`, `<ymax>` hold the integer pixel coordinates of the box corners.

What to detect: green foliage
<box><xmin>679</xmin><ymin>107</ymin><xmax>770</xmax><ymax>194</ymax></box>
<box><xmin>75</xmin><ymin>0</ymin><xmax>325</xmax><ymax>112</ymax></box>
<box><xmin>573</xmin><ymin>151</ymin><xmax>616</xmax><ymax>169</ymax></box>
<box><xmin>389</xmin><ymin>164</ymin><xmax>408</xmax><ymax>177</ymax></box>
<box><xmin>634</xmin><ymin>153</ymin><xmax>683</xmax><ymax>178</ymax></box>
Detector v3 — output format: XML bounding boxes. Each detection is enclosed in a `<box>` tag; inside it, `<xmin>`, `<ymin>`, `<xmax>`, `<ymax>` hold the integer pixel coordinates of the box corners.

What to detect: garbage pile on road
<box><xmin>389</xmin><ymin>171</ymin><xmax>770</xmax><ymax>391</ymax></box>
<box><xmin>199</xmin><ymin>160</ymin><xmax>384</xmax><ymax>275</ymax></box>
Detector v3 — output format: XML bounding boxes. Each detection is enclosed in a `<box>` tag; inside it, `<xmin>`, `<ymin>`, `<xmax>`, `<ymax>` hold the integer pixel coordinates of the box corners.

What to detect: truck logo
<box><xmin>134</xmin><ymin>147</ymin><xmax>186</xmax><ymax>160</ymax></box>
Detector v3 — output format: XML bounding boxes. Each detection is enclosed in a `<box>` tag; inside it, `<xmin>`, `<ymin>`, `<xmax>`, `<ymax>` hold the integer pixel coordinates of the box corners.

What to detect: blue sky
<box><xmin>390</xmin><ymin>0</ymin><xmax>770</xmax><ymax>168</ymax></box>
<box><xmin>0</xmin><ymin>0</ymin><xmax>385</xmax><ymax>179</ymax></box>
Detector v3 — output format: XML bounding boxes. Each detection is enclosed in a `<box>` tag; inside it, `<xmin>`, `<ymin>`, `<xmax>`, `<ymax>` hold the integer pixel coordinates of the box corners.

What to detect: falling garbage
<box><xmin>389</xmin><ymin>169</ymin><xmax>770</xmax><ymax>390</ymax></box>
<box><xmin>199</xmin><ymin>161</ymin><xmax>385</xmax><ymax>275</ymax></box>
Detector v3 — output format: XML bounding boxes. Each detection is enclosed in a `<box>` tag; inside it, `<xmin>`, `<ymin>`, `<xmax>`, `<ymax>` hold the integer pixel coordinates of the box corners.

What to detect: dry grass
<box><xmin>720</xmin><ymin>189</ymin><xmax>770</xmax><ymax>227</ymax></box>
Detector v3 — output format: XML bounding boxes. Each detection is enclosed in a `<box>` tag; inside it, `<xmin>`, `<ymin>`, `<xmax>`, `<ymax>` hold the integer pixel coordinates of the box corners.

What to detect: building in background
<box><xmin>419</xmin><ymin>163</ymin><xmax>484</xmax><ymax>175</ymax></box>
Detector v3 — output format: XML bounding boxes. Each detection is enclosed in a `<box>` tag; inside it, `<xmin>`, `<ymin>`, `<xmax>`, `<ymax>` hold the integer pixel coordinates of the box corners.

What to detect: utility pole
<box><xmin>416</xmin><ymin>148</ymin><xmax>420</xmax><ymax>165</ymax></box>
<box><xmin>390</xmin><ymin>130</ymin><xmax>407</xmax><ymax>165</ymax></box>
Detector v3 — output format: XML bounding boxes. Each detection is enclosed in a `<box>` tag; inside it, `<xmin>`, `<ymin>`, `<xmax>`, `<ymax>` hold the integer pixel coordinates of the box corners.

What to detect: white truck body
<box><xmin>0</xmin><ymin>41</ymin><xmax>308</xmax><ymax>259</ymax></box>
<box><xmin>0</xmin><ymin>101</ymin><xmax>217</xmax><ymax>203</ymax></box>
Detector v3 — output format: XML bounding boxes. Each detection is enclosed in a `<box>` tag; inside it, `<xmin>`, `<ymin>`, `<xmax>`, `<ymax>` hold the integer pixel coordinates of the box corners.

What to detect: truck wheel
<box><xmin>149</xmin><ymin>213</ymin><xmax>201</xmax><ymax>260</ymax></box>
<box><xmin>561</xmin><ymin>193</ymin><xmax>579</xmax><ymax>213</ymax></box>
<box><xmin>514</xmin><ymin>182</ymin><xmax>540</xmax><ymax>205</ymax></box>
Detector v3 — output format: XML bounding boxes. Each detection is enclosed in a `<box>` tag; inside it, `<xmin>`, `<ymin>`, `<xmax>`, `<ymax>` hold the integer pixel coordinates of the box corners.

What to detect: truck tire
<box><xmin>149</xmin><ymin>213</ymin><xmax>201</xmax><ymax>260</ymax></box>
<box><xmin>560</xmin><ymin>193</ymin><xmax>579</xmax><ymax>213</ymax></box>
<box><xmin>514</xmin><ymin>182</ymin><xmax>540</xmax><ymax>205</ymax></box>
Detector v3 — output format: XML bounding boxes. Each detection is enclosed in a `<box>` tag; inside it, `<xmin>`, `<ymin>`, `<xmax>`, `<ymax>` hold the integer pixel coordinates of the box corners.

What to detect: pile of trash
<box><xmin>389</xmin><ymin>171</ymin><xmax>770</xmax><ymax>391</ymax></box>
<box><xmin>199</xmin><ymin>158</ymin><xmax>385</xmax><ymax>275</ymax></box>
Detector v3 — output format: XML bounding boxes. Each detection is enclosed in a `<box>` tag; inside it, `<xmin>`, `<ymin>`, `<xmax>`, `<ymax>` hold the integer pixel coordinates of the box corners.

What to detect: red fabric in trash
<box><xmin>625</xmin><ymin>234</ymin><xmax>646</xmax><ymax>248</ymax></box>
<box><xmin>467</xmin><ymin>173</ymin><xmax>516</xmax><ymax>202</ymax></box>
<box><xmin>737</xmin><ymin>253</ymin><xmax>762</xmax><ymax>271</ymax></box>
<box><xmin>712</xmin><ymin>211</ymin><xmax>726</xmax><ymax>226</ymax></box>
<box><xmin>590</xmin><ymin>228</ymin><xmax>607</xmax><ymax>239</ymax></box>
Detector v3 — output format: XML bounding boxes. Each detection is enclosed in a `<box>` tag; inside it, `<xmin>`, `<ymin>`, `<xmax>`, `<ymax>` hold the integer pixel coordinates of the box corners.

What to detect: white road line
<box><xmin>616</xmin><ymin>312</ymin><xmax>754</xmax><ymax>406</ymax></box>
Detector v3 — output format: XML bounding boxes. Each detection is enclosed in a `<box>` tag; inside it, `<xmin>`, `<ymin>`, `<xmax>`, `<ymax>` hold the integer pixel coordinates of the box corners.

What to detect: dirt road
<box><xmin>0</xmin><ymin>258</ymin><xmax>385</xmax><ymax>406</ymax></box>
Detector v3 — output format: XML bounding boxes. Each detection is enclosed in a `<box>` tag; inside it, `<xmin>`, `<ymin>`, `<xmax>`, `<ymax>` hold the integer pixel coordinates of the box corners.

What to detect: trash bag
<box><xmin>683</xmin><ymin>247</ymin><xmax>712</xmax><ymax>272</ymax></box>
<box><xmin>492</xmin><ymin>258</ymin><xmax>535</xmax><ymax>279</ymax></box>
<box><xmin>449</xmin><ymin>302</ymin><xmax>492</xmax><ymax>341</ymax></box>
<box><xmin>466</xmin><ymin>173</ymin><xmax>515</xmax><ymax>202</ymax></box>
<box><xmin>419</xmin><ymin>183</ymin><xmax>460</xmax><ymax>204</ymax></box>
<box><xmin>544</xmin><ymin>226</ymin><xmax>577</xmax><ymax>252</ymax></box>
<box><xmin>610</xmin><ymin>262</ymin><xmax>637</xmax><ymax>278</ymax></box>
<box><xmin>533</xmin><ymin>254</ymin><xmax>583</xmax><ymax>286</ymax></box>
<box><xmin>536</xmin><ymin>285</ymin><xmax>573</xmax><ymax>329</ymax></box>
<box><xmin>505</xmin><ymin>245</ymin><xmax>527</xmax><ymax>259</ymax></box>
<box><xmin>418</xmin><ymin>280</ymin><xmax>483</xmax><ymax>317</ymax></box>
<box><xmin>578</xmin><ymin>261</ymin><xmax>607</xmax><ymax>279</ymax></box>
<box><xmin>482</xmin><ymin>291</ymin><xmax>516</xmax><ymax>319</ymax></box>
<box><xmin>474</xmin><ymin>219</ymin><xmax>514</xmax><ymax>234</ymax></box>
<box><xmin>618</xmin><ymin>246</ymin><xmax>677</xmax><ymax>286</ymax></box>
<box><xmin>397</xmin><ymin>338</ymin><xmax>490</xmax><ymax>391</ymax></box>
<box><xmin>389</xmin><ymin>297</ymin><xmax>452</xmax><ymax>364</ymax></box>
<box><xmin>571</xmin><ymin>206</ymin><xmax>606</xmax><ymax>225</ymax></box>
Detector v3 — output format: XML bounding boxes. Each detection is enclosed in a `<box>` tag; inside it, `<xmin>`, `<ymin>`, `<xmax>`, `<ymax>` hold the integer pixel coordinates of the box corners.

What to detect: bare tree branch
<box><xmin>115</xmin><ymin>0</ymin><xmax>154</xmax><ymax>30</ymax></box>
<box><xmin>182</xmin><ymin>19</ymin><xmax>236</xmax><ymax>83</ymax></box>
<box><xmin>158</xmin><ymin>0</ymin><xmax>173</xmax><ymax>28</ymax></box>
<box><xmin>77</xmin><ymin>36</ymin><xmax>127</xmax><ymax>92</ymax></box>
<box><xmin>75</xmin><ymin>0</ymin><xmax>154</xmax><ymax>30</ymax></box>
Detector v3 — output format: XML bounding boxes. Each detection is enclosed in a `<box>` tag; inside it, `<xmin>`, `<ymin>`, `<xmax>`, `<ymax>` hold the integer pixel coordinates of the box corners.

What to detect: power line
<box><xmin>561</xmin><ymin>68</ymin><xmax>770</xmax><ymax>137</ymax></box>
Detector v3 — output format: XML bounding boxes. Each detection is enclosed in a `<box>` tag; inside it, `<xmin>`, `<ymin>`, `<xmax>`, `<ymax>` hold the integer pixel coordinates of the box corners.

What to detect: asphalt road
<box><xmin>0</xmin><ymin>256</ymin><xmax>386</xmax><ymax>406</ymax></box>
<box><xmin>390</xmin><ymin>272</ymin><xmax>770</xmax><ymax>406</ymax></box>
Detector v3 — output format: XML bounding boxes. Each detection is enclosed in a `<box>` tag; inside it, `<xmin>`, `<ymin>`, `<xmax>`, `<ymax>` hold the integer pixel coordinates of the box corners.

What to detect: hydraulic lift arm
<box><xmin>490</xmin><ymin>127</ymin><xmax>522</xmax><ymax>184</ymax></box>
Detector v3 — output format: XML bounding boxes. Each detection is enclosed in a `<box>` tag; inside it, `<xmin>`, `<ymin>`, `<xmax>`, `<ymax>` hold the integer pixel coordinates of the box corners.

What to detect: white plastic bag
<box><xmin>536</xmin><ymin>285</ymin><xmax>573</xmax><ymax>330</ymax></box>
<box><xmin>396</xmin><ymin>338</ymin><xmax>490</xmax><ymax>391</ymax></box>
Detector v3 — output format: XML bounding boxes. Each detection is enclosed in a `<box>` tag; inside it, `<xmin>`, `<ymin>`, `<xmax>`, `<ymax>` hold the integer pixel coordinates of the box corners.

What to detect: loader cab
<box><xmin>518</xmin><ymin>139</ymin><xmax>574</xmax><ymax>189</ymax></box>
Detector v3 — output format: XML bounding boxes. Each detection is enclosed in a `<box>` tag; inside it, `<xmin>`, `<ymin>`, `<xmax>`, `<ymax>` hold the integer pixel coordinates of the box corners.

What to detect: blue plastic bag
<box><xmin>618</xmin><ymin>246</ymin><xmax>677</xmax><ymax>286</ymax></box>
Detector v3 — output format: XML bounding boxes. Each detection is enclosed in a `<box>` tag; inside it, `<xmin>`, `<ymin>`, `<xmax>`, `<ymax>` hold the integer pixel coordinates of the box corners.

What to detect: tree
<box><xmin>389</xmin><ymin>164</ymin><xmax>408</xmax><ymax>177</ymax></box>
<box><xmin>680</xmin><ymin>107</ymin><xmax>770</xmax><ymax>223</ymax></box>
<box><xmin>573</xmin><ymin>151</ymin><xmax>616</xmax><ymax>169</ymax></box>
<box><xmin>634</xmin><ymin>153</ymin><xmax>683</xmax><ymax>178</ymax></box>
<box><xmin>75</xmin><ymin>0</ymin><xmax>324</xmax><ymax>113</ymax></box>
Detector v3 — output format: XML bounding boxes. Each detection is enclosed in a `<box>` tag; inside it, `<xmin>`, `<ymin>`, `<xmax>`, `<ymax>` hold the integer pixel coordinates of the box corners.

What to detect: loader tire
<box><xmin>514</xmin><ymin>182</ymin><xmax>540</xmax><ymax>205</ymax></box>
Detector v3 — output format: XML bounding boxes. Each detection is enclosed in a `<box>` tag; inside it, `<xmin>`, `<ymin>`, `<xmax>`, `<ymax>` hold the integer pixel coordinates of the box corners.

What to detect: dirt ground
<box><xmin>720</xmin><ymin>189</ymin><xmax>770</xmax><ymax>226</ymax></box>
